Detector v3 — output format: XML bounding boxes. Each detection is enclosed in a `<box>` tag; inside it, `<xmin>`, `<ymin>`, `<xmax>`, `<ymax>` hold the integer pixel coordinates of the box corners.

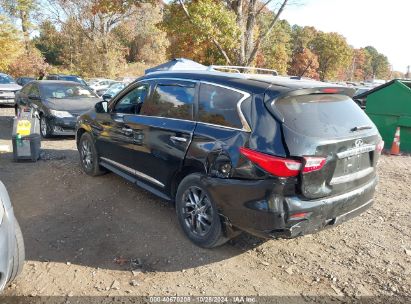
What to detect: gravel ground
<box><xmin>0</xmin><ymin>106</ymin><xmax>410</xmax><ymax>303</ymax></box>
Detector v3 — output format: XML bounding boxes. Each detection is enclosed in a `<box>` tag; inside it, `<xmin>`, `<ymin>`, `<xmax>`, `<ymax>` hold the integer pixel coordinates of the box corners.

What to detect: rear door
<box><xmin>270</xmin><ymin>93</ymin><xmax>382</xmax><ymax>199</ymax></box>
<box><xmin>122</xmin><ymin>79</ymin><xmax>197</xmax><ymax>191</ymax></box>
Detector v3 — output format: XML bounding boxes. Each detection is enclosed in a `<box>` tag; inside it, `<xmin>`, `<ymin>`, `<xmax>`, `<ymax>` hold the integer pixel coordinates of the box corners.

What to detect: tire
<box><xmin>7</xmin><ymin>220</ymin><xmax>25</xmax><ymax>285</ymax></box>
<box><xmin>176</xmin><ymin>173</ymin><xmax>228</xmax><ymax>248</ymax></box>
<box><xmin>78</xmin><ymin>132</ymin><xmax>106</xmax><ymax>176</ymax></box>
<box><xmin>40</xmin><ymin>115</ymin><xmax>53</xmax><ymax>138</ymax></box>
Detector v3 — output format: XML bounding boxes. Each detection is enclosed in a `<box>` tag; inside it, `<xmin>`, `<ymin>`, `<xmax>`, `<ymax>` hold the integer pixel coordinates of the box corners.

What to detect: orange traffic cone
<box><xmin>390</xmin><ymin>127</ymin><xmax>401</xmax><ymax>155</ymax></box>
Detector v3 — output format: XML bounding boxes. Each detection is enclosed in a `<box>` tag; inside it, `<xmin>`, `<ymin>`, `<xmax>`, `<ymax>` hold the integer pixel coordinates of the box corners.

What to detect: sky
<box><xmin>281</xmin><ymin>0</ymin><xmax>410</xmax><ymax>72</ymax></box>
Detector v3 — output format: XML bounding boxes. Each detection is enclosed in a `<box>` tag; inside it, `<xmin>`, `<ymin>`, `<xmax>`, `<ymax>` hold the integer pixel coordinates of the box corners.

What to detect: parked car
<box><xmin>101</xmin><ymin>82</ymin><xmax>128</xmax><ymax>101</ymax></box>
<box><xmin>0</xmin><ymin>73</ymin><xmax>21</xmax><ymax>106</ymax></box>
<box><xmin>45</xmin><ymin>74</ymin><xmax>88</xmax><ymax>87</ymax></box>
<box><xmin>16</xmin><ymin>80</ymin><xmax>100</xmax><ymax>138</ymax></box>
<box><xmin>75</xmin><ymin>70</ymin><xmax>383</xmax><ymax>248</ymax></box>
<box><xmin>95</xmin><ymin>81</ymin><xmax>122</xmax><ymax>97</ymax></box>
<box><xmin>89</xmin><ymin>79</ymin><xmax>116</xmax><ymax>96</ymax></box>
<box><xmin>353</xmin><ymin>87</ymin><xmax>372</xmax><ymax>109</ymax></box>
<box><xmin>0</xmin><ymin>181</ymin><xmax>25</xmax><ymax>292</ymax></box>
<box><xmin>115</xmin><ymin>76</ymin><xmax>135</xmax><ymax>83</ymax></box>
<box><xmin>15</xmin><ymin>77</ymin><xmax>35</xmax><ymax>87</ymax></box>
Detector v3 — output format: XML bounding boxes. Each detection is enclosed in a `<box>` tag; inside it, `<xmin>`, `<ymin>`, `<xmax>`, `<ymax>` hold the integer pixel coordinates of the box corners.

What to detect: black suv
<box><xmin>76</xmin><ymin>70</ymin><xmax>383</xmax><ymax>248</ymax></box>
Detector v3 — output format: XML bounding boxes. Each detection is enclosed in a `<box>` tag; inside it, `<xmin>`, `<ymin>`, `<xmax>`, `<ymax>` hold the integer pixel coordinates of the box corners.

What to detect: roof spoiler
<box><xmin>283</xmin><ymin>87</ymin><xmax>357</xmax><ymax>98</ymax></box>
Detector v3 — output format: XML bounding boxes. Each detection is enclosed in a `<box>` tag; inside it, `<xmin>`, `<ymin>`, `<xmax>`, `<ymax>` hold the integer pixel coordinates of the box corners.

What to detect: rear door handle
<box><xmin>170</xmin><ymin>136</ymin><xmax>187</xmax><ymax>143</ymax></box>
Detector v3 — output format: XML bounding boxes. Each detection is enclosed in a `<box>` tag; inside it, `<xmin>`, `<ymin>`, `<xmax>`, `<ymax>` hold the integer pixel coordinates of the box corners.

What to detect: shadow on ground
<box><xmin>0</xmin><ymin>148</ymin><xmax>264</xmax><ymax>274</ymax></box>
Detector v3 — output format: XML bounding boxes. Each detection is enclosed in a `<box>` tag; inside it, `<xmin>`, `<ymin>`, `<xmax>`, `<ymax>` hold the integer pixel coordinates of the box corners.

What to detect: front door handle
<box><xmin>170</xmin><ymin>136</ymin><xmax>187</xmax><ymax>143</ymax></box>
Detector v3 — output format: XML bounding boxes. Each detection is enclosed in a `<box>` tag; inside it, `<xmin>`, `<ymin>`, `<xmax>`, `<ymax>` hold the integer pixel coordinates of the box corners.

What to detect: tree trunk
<box><xmin>19</xmin><ymin>10</ymin><xmax>30</xmax><ymax>52</ymax></box>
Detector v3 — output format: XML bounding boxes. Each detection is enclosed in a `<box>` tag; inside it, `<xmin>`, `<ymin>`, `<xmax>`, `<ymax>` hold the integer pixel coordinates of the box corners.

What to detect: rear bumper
<box><xmin>204</xmin><ymin>176</ymin><xmax>377</xmax><ymax>239</ymax></box>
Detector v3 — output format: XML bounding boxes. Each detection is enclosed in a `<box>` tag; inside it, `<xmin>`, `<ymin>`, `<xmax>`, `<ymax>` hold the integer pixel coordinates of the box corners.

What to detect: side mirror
<box><xmin>95</xmin><ymin>101</ymin><xmax>108</xmax><ymax>113</ymax></box>
<box><xmin>28</xmin><ymin>94</ymin><xmax>41</xmax><ymax>101</ymax></box>
<box><xmin>102</xmin><ymin>93</ymin><xmax>113</xmax><ymax>102</ymax></box>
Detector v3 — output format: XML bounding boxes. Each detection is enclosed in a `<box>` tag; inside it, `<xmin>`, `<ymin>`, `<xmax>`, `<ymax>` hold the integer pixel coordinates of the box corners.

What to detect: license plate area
<box><xmin>330</xmin><ymin>152</ymin><xmax>374</xmax><ymax>185</ymax></box>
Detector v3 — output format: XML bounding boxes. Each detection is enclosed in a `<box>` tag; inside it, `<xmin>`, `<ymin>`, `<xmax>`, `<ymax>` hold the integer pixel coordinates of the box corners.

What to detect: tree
<box><xmin>0</xmin><ymin>0</ymin><xmax>37</xmax><ymax>51</ymax></box>
<box><xmin>259</xmin><ymin>18</ymin><xmax>292</xmax><ymax>75</ymax></box>
<box><xmin>162</xmin><ymin>0</ymin><xmax>239</xmax><ymax>65</ymax></box>
<box><xmin>311</xmin><ymin>31</ymin><xmax>352</xmax><ymax>81</ymax></box>
<box><xmin>33</xmin><ymin>20</ymin><xmax>64</xmax><ymax>65</ymax></box>
<box><xmin>175</xmin><ymin>0</ymin><xmax>291</xmax><ymax>66</ymax></box>
<box><xmin>288</xmin><ymin>48</ymin><xmax>319</xmax><ymax>79</ymax></box>
<box><xmin>290</xmin><ymin>25</ymin><xmax>317</xmax><ymax>52</ymax></box>
<box><xmin>113</xmin><ymin>3</ymin><xmax>169</xmax><ymax>65</ymax></box>
<box><xmin>45</xmin><ymin>0</ymin><xmax>154</xmax><ymax>75</ymax></box>
<box><xmin>8</xmin><ymin>48</ymin><xmax>49</xmax><ymax>77</ymax></box>
<box><xmin>364</xmin><ymin>46</ymin><xmax>390</xmax><ymax>79</ymax></box>
<box><xmin>0</xmin><ymin>14</ymin><xmax>24</xmax><ymax>71</ymax></box>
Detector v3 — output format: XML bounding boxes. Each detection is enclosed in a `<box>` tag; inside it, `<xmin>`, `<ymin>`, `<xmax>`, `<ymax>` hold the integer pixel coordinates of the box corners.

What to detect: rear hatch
<box><xmin>268</xmin><ymin>90</ymin><xmax>382</xmax><ymax>199</ymax></box>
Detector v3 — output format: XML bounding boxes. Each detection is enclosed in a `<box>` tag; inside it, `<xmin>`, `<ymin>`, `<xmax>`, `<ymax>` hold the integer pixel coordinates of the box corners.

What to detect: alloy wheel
<box><xmin>81</xmin><ymin>139</ymin><xmax>93</xmax><ymax>170</ymax></box>
<box><xmin>182</xmin><ymin>186</ymin><xmax>213</xmax><ymax>236</ymax></box>
<box><xmin>40</xmin><ymin>117</ymin><xmax>48</xmax><ymax>137</ymax></box>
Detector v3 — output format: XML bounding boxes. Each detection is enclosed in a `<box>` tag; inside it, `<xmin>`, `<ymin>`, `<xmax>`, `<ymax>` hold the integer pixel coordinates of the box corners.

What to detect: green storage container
<box><xmin>363</xmin><ymin>79</ymin><xmax>411</xmax><ymax>152</ymax></box>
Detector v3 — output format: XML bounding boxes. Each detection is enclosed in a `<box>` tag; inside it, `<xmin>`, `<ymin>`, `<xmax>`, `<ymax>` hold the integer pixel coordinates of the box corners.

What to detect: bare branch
<box><xmin>256</xmin><ymin>0</ymin><xmax>273</xmax><ymax>16</ymax></box>
<box><xmin>246</xmin><ymin>0</ymin><xmax>288</xmax><ymax>65</ymax></box>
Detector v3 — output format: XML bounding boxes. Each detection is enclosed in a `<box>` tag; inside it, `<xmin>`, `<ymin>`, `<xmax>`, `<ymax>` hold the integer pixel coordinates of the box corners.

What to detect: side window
<box><xmin>140</xmin><ymin>83</ymin><xmax>195</xmax><ymax>120</ymax></box>
<box><xmin>198</xmin><ymin>83</ymin><xmax>244</xmax><ymax>129</ymax></box>
<box><xmin>29</xmin><ymin>84</ymin><xmax>40</xmax><ymax>97</ymax></box>
<box><xmin>114</xmin><ymin>84</ymin><xmax>149</xmax><ymax>114</ymax></box>
<box><xmin>21</xmin><ymin>84</ymin><xmax>32</xmax><ymax>95</ymax></box>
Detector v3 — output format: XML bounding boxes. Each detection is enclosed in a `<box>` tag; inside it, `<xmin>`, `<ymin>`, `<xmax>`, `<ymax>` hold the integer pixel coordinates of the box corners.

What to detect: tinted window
<box><xmin>140</xmin><ymin>84</ymin><xmax>195</xmax><ymax>120</ymax></box>
<box><xmin>275</xmin><ymin>94</ymin><xmax>375</xmax><ymax>138</ymax></box>
<box><xmin>198</xmin><ymin>83</ymin><xmax>244</xmax><ymax>129</ymax></box>
<box><xmin>114</xmin><ymin>84</ymin><xmax>149</xmax><ymax>114</ymax></box>
<box><xmin>21</xmin><ymin>84</ymin><xmax>33</xmax><ymax>95</ymax></box>
<box><xmin>29</xmin><ymin>84</ymin><xmax>40</xmax><ymax>97</ymax></box>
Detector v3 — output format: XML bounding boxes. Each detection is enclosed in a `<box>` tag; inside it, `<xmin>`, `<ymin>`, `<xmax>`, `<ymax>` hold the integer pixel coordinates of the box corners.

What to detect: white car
<box><xmin>0</xmin><ymin>181</ymin><xmax>24</xmax><ymax>292</ymax></box>
<box><xmin>0</xmin><ymin>74</ymin><xmax>22</xmax><ymax>106</ymax></box>
<box><xmin>89</xmin><ymin>79</ymin><xmax>116</xmax><ymax>96</ymax></box>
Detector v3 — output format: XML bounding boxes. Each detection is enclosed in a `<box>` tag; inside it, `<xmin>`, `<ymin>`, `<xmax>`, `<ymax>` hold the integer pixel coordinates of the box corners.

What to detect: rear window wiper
<box><xmin>351</xmin><ymin>125</ymin><xmax>373</xmax><ymax>132</ymax></box>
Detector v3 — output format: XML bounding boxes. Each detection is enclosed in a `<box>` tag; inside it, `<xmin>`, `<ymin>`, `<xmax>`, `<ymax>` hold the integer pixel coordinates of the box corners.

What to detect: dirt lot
<box><xmin>0</xmin><ymin>106</ymin><xmax>410</xmax><ymax>302</ymax></box>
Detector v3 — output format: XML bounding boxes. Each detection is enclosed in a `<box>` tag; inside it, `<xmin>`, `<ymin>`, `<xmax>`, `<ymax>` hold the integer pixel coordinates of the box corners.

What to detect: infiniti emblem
<box><xmin>355</xmin><ymin>139</ymin><xmax>364</xmax><ymax>147</ymax></box>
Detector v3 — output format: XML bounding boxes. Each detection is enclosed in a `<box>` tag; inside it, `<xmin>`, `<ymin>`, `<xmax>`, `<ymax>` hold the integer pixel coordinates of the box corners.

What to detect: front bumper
<box><xmin>0</xmin><ymin>188</ymin><xmax>16</xmax><ymax>291</ymax></box>
<box><xmin>49</xmin><ymin>116</ymin><xmax>77</xmax><ymax>136</ymax></box>
<box><xmin>0</xmin><ymin>98</ymin><xmax>15</xmax><ymax>105</ymax></box>
<box><xmin>204</xmin><ymin>176</ymin><xmax>377</xmax><ymax>239</ymax></box>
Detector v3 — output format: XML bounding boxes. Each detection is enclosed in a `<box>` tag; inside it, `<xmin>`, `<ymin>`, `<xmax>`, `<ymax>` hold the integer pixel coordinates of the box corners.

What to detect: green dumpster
<box><xmin>361</xmin><ymin>79</ymin><xmax>411</xmax><ymax>152</ymax></box>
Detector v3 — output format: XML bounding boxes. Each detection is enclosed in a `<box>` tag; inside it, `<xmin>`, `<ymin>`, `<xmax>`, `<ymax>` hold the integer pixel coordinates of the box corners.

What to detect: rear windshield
<box><xmin>275</xmin><ymin>94</ymin><xmax>374</xmax><ymax>138</ymax></box>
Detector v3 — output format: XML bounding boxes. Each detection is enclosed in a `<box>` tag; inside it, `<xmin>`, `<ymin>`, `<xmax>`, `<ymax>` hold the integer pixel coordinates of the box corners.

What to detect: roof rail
<box><xmin>209</xmin><ymin>65</ymin><xmax>278</xmax><ymax>76</ymax></box>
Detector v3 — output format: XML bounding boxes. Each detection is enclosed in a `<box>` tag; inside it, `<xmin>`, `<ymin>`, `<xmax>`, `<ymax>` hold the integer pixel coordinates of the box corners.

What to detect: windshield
<box><xmin>0</xmin><ymin>75</ymin><xmax>16</xmax><ymax>84</ymax></box>
<box><xmin>41</xmin><ymin>83</ymin><xmax>97</xmax><ymax>99</ymax></box>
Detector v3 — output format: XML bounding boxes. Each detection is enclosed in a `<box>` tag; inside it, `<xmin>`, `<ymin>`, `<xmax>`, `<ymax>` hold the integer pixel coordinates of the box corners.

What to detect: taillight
<box><xmin>376</xmin><ymin>141</ymin><xmax>384</xmax><ymax>154</ymax></box>
<box><xmin>239</xmin><ymin>147</ymin><xmax>302</xmax><ymax>177</ymax></box>
<box><xmin>303</xmin><ymin>157</ymin><xmax>327</xmax><ymax>173</ymax></box>
<box><xmin>321</xmin><ymin>88</ymin><xmax>340</xmax><ymax>94</ymax></box>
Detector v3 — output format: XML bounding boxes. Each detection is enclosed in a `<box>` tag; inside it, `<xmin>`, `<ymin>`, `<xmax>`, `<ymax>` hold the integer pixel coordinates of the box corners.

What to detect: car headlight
<box><xmin>50</xmin><ymin>110</ymin><xmax>73</xmax><ymax>118</ymax></box>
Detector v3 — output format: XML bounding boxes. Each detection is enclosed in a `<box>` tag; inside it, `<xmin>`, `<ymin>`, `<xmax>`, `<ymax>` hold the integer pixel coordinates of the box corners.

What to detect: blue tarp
<box><xmin>145</xmin><ymin>58</ymin><xmax>208</xmax><ymax>74</ymax></box>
